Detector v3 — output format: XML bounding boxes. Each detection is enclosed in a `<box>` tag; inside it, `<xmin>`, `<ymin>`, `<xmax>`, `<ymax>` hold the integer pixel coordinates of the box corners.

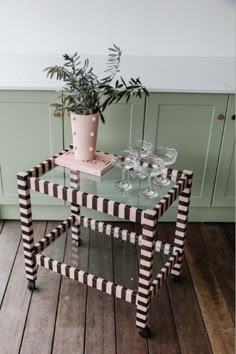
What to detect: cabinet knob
<box><xmin>231</xmin><ymin>114</ymin><xmax>235</xmax><ymax>121</ymax></box>
<box><xmin>217</xmin><ymin>114</ymin><xmax>225</xmax><ymax>120</ymax></box>
<box><xmin>53</xmin><ymin>111</ymin><xmax>61</xmax><ymax>117</ymax></box>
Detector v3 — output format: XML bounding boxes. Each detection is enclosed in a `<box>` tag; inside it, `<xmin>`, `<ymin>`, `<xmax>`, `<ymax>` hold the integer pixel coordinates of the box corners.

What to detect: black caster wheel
<box><xmin>27</xmin><ymin>280</ymin><xmax>36</xmax><ymax>290</ymax></box>
<box><xmin>172</xmin><ymin>275</ymin><xmax>180</xmax><ymax>282</ymax></box>
<box><xmin>74</xmin><ymin>239</ymin><xmax>82</xmax><ymax>247</ymax></box>
<box><xmin>139</xmin><ymin>326</ymin><xmax>152</xmax><ymax>338</ymax></box>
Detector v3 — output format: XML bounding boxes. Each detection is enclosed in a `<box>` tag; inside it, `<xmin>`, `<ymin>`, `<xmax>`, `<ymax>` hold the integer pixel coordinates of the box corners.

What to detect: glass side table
<box><xmin>17</xmin><ymin>146</ymin><xmax>193</xmax><ymax>338</ymax></box>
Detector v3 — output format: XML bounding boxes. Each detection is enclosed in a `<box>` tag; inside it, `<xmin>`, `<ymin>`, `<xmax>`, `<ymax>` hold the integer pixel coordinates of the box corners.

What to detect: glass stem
<box><xmin>147</xmin><ymin>175</ymin><xmax>152</xmax><ymax>190</ymax></box>
<box><xmin>121</xmin><ymin>168</ymin><xmax>126</xmax><ymax>183</ymax></box>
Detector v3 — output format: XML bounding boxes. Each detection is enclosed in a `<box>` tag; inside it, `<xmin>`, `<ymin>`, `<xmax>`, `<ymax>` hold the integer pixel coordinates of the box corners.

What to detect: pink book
<box><xmin>55</xmin><ymin>150</ymin><xmax>113</xmax><ymax>176</ymax></box>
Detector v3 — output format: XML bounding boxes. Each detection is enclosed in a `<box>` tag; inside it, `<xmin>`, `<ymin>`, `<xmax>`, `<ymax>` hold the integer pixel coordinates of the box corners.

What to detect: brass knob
<box><xmin>231</xmin><ymin>114</ymin><xmax>235</xmax><ymax>120</ymax></box>
<box><xmin>53</xmin><ymin>111</ymin><xmax>61</xmax><ymax>117</ymax></box>
<box><xmin>217</xmin><ymin>114</ymin><xmax>224</xmax><ymax>120</ymax></box>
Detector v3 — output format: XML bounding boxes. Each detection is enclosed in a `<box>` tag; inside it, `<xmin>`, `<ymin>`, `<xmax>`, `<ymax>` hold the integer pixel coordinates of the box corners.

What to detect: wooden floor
<box><xmin>0</xmin><ymin>220</ymin><xmax>234</xmax><ymax>354</ymax></box>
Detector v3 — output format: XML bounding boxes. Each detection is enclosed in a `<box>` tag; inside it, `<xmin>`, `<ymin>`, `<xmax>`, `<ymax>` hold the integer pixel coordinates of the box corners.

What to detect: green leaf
<box><xmin>143</xmin><ymin>87</ymin><xmax>149</xmax><ymax>96</ymax></box>
<box><xmin>99</xmin><ymin>109</ymin><xmax>106</xmax><ymax>123</ymax></box>
<box><xmin>126</xmin><ymin>93</ymin><xmax>131</xmax><ymax>103</ymax></box>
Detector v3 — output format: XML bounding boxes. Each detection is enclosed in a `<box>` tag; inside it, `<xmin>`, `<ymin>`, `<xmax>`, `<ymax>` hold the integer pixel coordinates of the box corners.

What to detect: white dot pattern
<box><xmin>71</xmin><ymin>112</ymin><xmax>99</xmax><ymax>159</ymax></box>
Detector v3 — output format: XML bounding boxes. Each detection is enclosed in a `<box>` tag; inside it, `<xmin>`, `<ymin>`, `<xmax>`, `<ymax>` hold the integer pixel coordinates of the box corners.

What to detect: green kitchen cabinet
<box><xmin>0</xmin><ymin>90</ymin><xmax>234</xmax><ymax>221</ymax></box>
<box><xmin>144</xmin><ymin>93</ymin><xmax>229</xmax><ymax>208</ymax></box>
<box><xmin>0</xmin><ymin>91</ymin><xmax>64</xmax><ymax>213</ymax></box>
<box><xmin>212</xmin><ymin>94</ymin><xmax>235</xmax><ymax>207</ymax></box>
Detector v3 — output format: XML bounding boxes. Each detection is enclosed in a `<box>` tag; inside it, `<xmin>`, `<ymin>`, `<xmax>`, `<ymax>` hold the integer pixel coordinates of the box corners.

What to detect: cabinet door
<box><xmin>63</xmin><ymin>96</ymin><xmax>145</xmax><ymax>152</ymax></box>
<box><xmin>212</xmin><ymin>94</ymin><xmax>235</xmax><ymax>207</ymax></box>
<box><xmin>144</xmin><ymin>93</ymin><xmax>228</xmax><ymax>207</ymax></box>
<box><xmin>0</xmin><ymin>91</ymin><xmax>64</xmax><ymax>206</ymax></box>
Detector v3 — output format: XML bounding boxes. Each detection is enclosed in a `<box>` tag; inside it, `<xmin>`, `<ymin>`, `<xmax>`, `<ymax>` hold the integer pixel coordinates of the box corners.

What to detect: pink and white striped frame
<box><xmin>17</xmin><ymin>146</ymin><xmax>193</xmax><ymax>335</ymax></box>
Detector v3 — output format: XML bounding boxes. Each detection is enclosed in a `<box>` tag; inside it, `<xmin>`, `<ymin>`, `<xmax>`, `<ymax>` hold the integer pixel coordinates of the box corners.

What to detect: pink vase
<box><xmin>70</xmin><ymin>112</ymin><xmax>99</xmax><ymax>160</ymax></box>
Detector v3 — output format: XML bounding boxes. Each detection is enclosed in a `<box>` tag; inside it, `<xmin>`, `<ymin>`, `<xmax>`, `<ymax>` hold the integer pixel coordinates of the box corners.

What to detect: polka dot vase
<box><xmin>70</xmin><ymin>112</ymin><xmax>99</xmax><ymax>160</ymax></box>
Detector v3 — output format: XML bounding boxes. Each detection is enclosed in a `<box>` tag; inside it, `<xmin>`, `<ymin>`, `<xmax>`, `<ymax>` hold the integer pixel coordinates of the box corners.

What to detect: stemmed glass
<box><xmin>112</xmin><ymin>150</ymin><xmax>136</xmax><ymax>191</ymax></box>
<box><xmin>152</xmin><ymin>147</ymin><xmax>178</xmax><ymax>186</ymax></box>
<box><xmin>129</xmin><ymin>140</ymin><xmax>154</xmax><ymax>179</ymax></box>
<box><xmin>139</xmin><ymin>156</ymin><xmax>164</xmax><ymax>198</ymax></box>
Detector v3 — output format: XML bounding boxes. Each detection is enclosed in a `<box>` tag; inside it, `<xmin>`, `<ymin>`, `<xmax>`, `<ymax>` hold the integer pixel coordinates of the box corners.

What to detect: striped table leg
<box><xmin>17</xmin><ymin>173</ymin><xmax>37</xmax><ymax>289</ymax></box>
<box><xmin>136</xmin><ymin>210</ymin><xmax>157</xmax><ymax>337</ymax></box>
<box><xmin>70</xmin><ymin>170</ymin><xmax>81</xmax><ymax>245</ymax></box>
<box><xmin>171</xmin><ymin>171</ymin><xmax>193</xmax><ymax>278</ymax></box>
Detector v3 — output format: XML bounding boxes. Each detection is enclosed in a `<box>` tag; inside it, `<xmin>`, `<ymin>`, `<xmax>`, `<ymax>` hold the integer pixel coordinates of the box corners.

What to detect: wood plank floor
<box><xmin>0</xmin><ymin>220</ymin><xmax>234</xmax><ymax>354</ymax></box>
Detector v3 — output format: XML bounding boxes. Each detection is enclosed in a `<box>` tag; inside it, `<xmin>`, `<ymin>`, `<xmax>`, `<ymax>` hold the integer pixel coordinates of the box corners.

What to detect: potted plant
<box><xmin>45</xmin><ymin>44</ymin><xmax>149</xmax><ymax>160</ymax></box>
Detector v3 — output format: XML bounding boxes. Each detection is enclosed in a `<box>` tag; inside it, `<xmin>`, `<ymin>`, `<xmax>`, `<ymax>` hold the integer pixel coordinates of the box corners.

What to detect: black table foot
<box><xmin>139</xmin><ymin>326</ymin><xmax>152</xmax><ymax>338</ymax></box>
<box><xmin>74</xmin><ymin>239</ymin><xmax>82</xmax><ymax>247</ymax></box>
<box><xmin>27</xmin><ymin>280</ymin><xmax>36</xmax><ymax>290</ymax></box>
<box><xmin>172</xmin><ymin>275</ymin><xmax>181</xmax><ymax>282</ymax></box>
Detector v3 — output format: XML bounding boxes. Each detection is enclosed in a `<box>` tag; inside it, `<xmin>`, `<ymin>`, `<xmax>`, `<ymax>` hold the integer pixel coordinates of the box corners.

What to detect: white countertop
<box><xmin>0</xmin><ymin>54</ymin><xmax>235</xmax><ymax>93</ymax></box>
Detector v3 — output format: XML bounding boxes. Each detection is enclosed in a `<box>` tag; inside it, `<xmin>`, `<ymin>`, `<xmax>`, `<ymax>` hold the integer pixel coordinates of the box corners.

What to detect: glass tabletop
<box><xmin>42</xmin><ymin>226</ymin><xmax>172</xmax><ymax>291</ymax></box>
<box><xmin>39</xmin><ymin>165</ymin><xmax>179</xmax><ymax>210</ymax></box>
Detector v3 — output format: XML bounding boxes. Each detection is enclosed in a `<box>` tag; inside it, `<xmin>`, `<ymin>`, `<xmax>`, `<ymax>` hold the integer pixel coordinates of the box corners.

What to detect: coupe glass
<box><xmin>152</xmin><ymin>147</ymin><xmax>178</xmax><ymax>186</ymax></box>
<box><xmin>129</xmin><ymin>140</ymin><xmax>154</xmax><ymax>179</ymax></box>
<box><xmin>139</xmin><ymin>156</ymin><xmax>164</xmax><ymax>198</ymax></box>
<box><xmin>112</xmin><ymin>150</ymin><xmax>136</xmax><ymax>191</ymax></box>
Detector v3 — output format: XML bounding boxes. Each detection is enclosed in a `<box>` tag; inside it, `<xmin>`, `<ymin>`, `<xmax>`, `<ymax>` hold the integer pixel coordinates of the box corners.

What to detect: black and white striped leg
<box><xmin>136</xmin><ymin>210</ymin><xmax>157</xmax><ymax>338</ymax></box>
<box><xmin>70</xmin><ymin>170</ymin><xmax>81</xmax><ymax>246</ymax></box>
<box><xmin>171</xmin><ymin>171</ymin><xmax>193</xmax><ymax>279</ymax></box>
<box><xmin>17</xmin><ymin>172</ymin><xmax>37</xmax><ymax>289</ymax></box>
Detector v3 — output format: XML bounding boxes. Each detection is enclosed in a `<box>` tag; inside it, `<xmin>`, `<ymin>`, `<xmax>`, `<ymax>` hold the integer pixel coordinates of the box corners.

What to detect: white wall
<box><xmin>0</xmin><ymin>0</ymin><xmax>235</xmax><ymax>57</ymax></box>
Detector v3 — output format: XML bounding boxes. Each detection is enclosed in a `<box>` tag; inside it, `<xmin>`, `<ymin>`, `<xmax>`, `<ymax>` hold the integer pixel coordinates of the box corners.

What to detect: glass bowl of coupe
<box><xmin>152</xmin><ymin>147</ymin><xmax>177</xmax><ymax>186</ymax></box>
<box><xmin>138</xmin><ymin>156</ymin><xmax>164</xmax><ymax>198</ymax></box>
<box><xmin>129</xmin><ymin>140</ymin><xmax>154</xmax><ymax>179</ymax></box>
<box><xmin>112</xmin><ymin>150</ymin><xmax>136</xmax><ymax>191</ymax></box>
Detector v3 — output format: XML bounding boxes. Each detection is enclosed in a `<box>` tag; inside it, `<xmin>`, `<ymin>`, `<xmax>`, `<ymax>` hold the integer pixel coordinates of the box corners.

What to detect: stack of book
<box><xmin>55</xmin><ymin>149</ymin><xmax>113</xmax><ymax>176</ymax></box>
